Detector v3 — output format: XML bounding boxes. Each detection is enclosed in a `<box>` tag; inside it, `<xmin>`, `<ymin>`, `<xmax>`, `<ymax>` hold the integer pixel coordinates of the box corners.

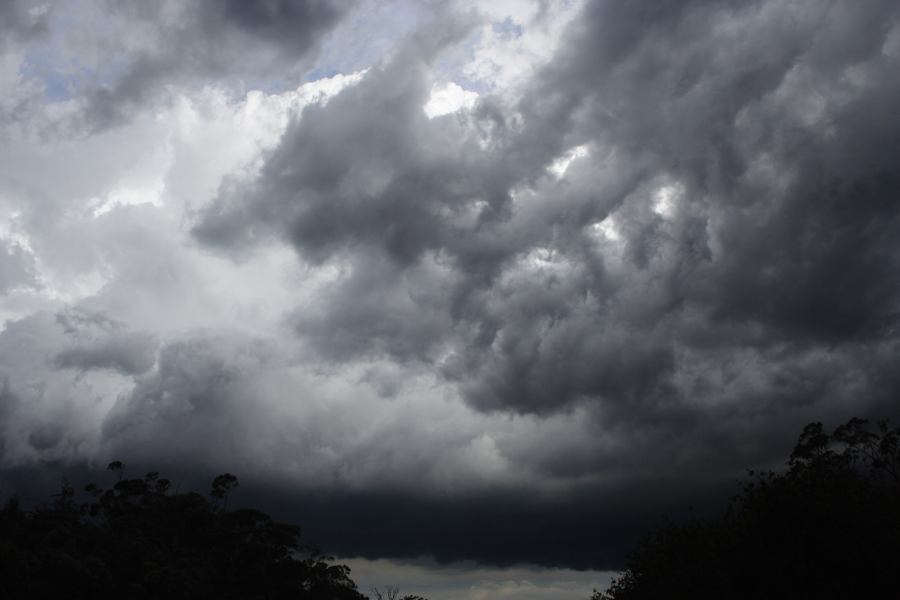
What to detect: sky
<box><xmin>1</xmin><ymin>0</ymin><xmax>899</xmax><ymax>597</ymax></box>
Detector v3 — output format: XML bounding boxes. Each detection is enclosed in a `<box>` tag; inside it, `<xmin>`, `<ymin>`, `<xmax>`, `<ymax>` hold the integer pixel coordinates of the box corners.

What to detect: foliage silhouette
<box><xmin>0</xmin><ymin>465</ymin><xmax>369</xmax><ymax>600</ymax></box>
<box><xmin>593</xmin><ymin>417</ymin><xmax>900</xmax><ymax>600</ymax></box>
<box><xmin>210</xmin><ymin>472</ymin><xmax>239</xmax><ymax>510</ymax></box>
<box><xmin>371</xmin><ymin>585</ymin><xmax>428</xmax><ymax>600</ymax></box>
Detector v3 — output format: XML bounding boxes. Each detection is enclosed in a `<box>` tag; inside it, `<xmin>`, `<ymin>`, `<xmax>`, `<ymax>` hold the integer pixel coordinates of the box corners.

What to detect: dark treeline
<box><xmin>594</xmin><ymin>417</ymin><xmax>900</xmax><ymax>599</ymax></box>
<box><xmin>0</xmin><ymin>463</ymin><xmax>396</xmax><ymax>599</ymax></box>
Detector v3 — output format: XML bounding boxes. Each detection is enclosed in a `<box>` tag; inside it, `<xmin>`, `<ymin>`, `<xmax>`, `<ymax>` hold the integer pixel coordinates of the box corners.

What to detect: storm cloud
<box><xmin>1</xmin><ymin>0</ymin><xmax>899</xmax><ymax>577</ymax></box>
<box><xmin>195</xmin><ymin>0</ymin><xmax>900</xmax><ymax>422</ymax></box>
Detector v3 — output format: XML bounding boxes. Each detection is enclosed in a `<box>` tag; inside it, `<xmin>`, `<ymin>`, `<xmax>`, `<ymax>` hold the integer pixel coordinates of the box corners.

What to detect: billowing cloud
<box><xmin>1</xmin><ymin>0</ymin><xmax>899</xmax><ymax>577</ymax></box>
<box><xmin>194</xmin><ymin>0</ymin><xmax>900</xmax><ymax>423</ymax></box>
<box><xmin>83</xmin><ymin>0</ymin><xmax>349</xmax><ymax>128</ymax></box>
<box><xmin>6</xmin><ymin>0</ymin><xmax>349</xmax><ymax>132</ymax></box>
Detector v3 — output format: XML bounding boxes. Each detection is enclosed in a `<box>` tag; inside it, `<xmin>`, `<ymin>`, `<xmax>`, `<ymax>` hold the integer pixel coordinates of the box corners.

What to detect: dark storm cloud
<box><xmin>290</xmin><ymin>252</ymin><xmax>457</xmax><ymax>362</ymax></box>
<box><xmin>82</xmin><ymin>0</ymin><xmax>350</xmax><ymax>129</ymax></box>
<box><xmin>501</xmin><ymin>0</ymin><xmax>898</xmax><ymax>421</ymax></box>
<box><xmin>195</xmin><ymin>0</ymin><xmax>900</xmax><ymax>424</ymax></box>
<box><xmin>531</xmin><ymin>0</ymin><xmax>900</xmax><ymax>417</ymax></box>
<box><xmin>0</xmin><ymin>442</ymin><xmax>730</xmax><ymax>571</ymax></box>
<box><xmin>3</xmin><ymin>0</ymin><xmax>896</xmax><ymax>574</ymax></box>
<box><xmin>245</xmin><ymin>477</ymin><xmax>723</xmax><ymax>570</ymax></box>
<box><xmin>449</xmin><ymin>0</ymin><xmax>900</xmax><ymax>418</ymax></box>
<box><xmin>194</xmin><ymin>12</ymin><xmax>486</xmax><ymax>263</ymax></box>
<box><xmin>186</xmin><ymin>0</ymin><xmax>900</xmax><ymax>534</ymax></box>
<box><xmin>101</xmin><ymin>334</ymin><xmax>273</xmax><ymax>458</ymax></box>
<box><xmin>546</xmin><ymin>0</ymin><xmax>900</xmax><ymax>340</ymax></box>
<box><xmin>193</xmin><ymin>11</ymin><xmax>508</xmax><ymax>363</ymax></box>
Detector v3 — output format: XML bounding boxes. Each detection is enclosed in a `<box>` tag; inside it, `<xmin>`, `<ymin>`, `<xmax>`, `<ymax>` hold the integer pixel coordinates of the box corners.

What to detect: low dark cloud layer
<box><xmin>2</xmin><ymin>0</ymin><xmax>900</xmax><ymax>573</ymax></box>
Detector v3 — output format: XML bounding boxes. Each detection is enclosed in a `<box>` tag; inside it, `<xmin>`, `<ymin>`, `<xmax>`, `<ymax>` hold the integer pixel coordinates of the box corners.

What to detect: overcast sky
<box><xmin>2</xmin><ymin>0</ymin><xmax>900</xmax><ymax>597</ymax></box>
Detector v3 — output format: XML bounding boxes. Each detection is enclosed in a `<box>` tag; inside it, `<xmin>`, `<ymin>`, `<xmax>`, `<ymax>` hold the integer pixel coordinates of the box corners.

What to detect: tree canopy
<box><xmin>594</xmin><ymin>417</ymin><xmax>900</xmax><ymax>599</ymax></box>
<box><xmin>0</xmin><ymin>466</ymin><xmax>368</xmax><ymax>599</ymax></box>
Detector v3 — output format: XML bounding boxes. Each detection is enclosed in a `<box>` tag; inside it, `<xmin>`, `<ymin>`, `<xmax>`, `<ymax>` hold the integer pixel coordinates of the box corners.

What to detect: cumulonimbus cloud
<box><xmin>1</xmin><ymin>0</ymin><xmax>899</xmax><ymax>571</ymax></box>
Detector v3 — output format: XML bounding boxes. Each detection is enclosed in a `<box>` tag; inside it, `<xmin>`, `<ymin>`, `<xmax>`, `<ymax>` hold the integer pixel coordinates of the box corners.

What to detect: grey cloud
<box><xmin>4</xmin><ymin>0</ymin><xmax>898</xmax><ymax>573</ymax></box>
<box><xmin>194</xmin><ymin>0</ymin><xmax>900</xmax><ymax>428</ymax></box>
<box><xmin>246</xmin><ymin>480</ymin><xmax>705</xmax><ymax>570</ymax></box>
<box><xmin>53</xmin><ymin>331</ymin><xmax>156</xmax><ymax>375</ymax></box>
<box><xmin>0</xmin><ymin>0</ymin><xmax>50</xmax><ymax>48</ymax></box>
<box><xmin>0</xmin><ymin>312</ymin><xmax>114</xmax><ymax>461</ymax></box>
<box><xmin>194</xmin><ymin>12</ymin><xmax>486</xmax><ymax>262</ymax></box>
<box><xmin>194</xmin><ymin>13</ymin><xmax>511</xmax><ymax>364</ymax></box>
<box><xmin>0</xmin><ymin>452</ymin><xmax>717</xmax><ymax>571</ymax></box>
<box><xmin>102</xmin><ymin>336</ymin><xmax>247</xmax><ymax>434</ymax></box>
<box><xmin>452</xmin><ymin>0</ymin><xmax>900</xmax><ymax>417</ymax></box>
<box><xmin>100</xmin><ymin>334</ymin><xmax>289</xmax><ymax>470</ymax></box>
<box><xmin>79</xmin><ymin>0</ymin><xmax>350</xmax><ymax>129</ymax></box>
<box><xmin>0</xmin><ymin>308</ymin><xmax>157</xmax><ymax>461</ymax></box>
<box><xmin>51</xmin><ymin>308</ymin><xmax>157</xmax><ymax>375</ymax></box>
<box><xmin>291</xmin><ymin>252</ymin><xmax>456</xmax><ymax>362</ymax></box>
<box><xmin>0</xmin><ymin>239</ymin><xmax>37</xmax><ymax>293</ymax></box>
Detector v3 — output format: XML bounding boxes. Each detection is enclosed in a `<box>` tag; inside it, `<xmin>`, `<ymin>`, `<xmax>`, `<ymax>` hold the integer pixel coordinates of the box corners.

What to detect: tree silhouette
<box><xmin>0</xmin><ymin>468</ymin><xmax>369</xmax><ymax>599</ymax></box>
<box><xmin>371</xmin><ymin>585</ymin><xmax>428</xmax><ymax>600</ymax></box>
<box><xmin>593</xmin><ymin>417</ymin><xmax>900</xmax><ymax>600</ymax></box>
<box><xmin>210</xmin><ymin>472</ymin><xmax>239</xmax><ymax>510</ymax></box>
<box><xmin>107</xmin><ymin>460</ymin><xmax>124</xmax><ymax>481</ymax></box>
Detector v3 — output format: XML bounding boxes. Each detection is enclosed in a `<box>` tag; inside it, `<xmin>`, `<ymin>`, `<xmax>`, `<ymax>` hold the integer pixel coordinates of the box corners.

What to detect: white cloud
<box><xmin>651</xmin><ymin>181</ymin><xmax>684</xmax><ymax>219</ymax></box>
<box><xmin>549</xmin><ymin>144</ymin><xmax>590</xmax><ymax>178</ymax></box>
<box><xmin>424</xmin><ymin>81</ymin><xmax>479</xmax><ymax>118</ymax></box>
<box><xmin>460</xmin><ymin>0</ymin><xmax>582</xmax><ymax>97</ymax></box>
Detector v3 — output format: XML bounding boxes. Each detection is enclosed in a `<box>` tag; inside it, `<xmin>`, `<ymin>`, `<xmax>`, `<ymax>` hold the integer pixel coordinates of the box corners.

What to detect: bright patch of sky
<box><xmin>549</xmin><ymin>144</ymin><xmax>591</xmax><ymax>178</ymax></box>
<box><xmin>0</xmin><ymin>70</ymin><xmax>363</xmax><ymax>325</ymax></box>
<box><xmin>652</xmin><ymin>181</ymin><xmax>684</xmax><ymax>219</ymax></box>
<box><xmin>424</xmin><ymin>81</ymin><xmax>479</xmax><ymax>118</ymax></box>
<box><xmin>459</xmin><ymin>0</ymin><xmax>583</xmax><ymax>96</ymax></box>
<box><xmin>342</xmin><ymin>557</ymin><xmax>614</xmax><ymax>600</ymax></box>
<box><xmin>592</xmin><ymin>218</ymin><xmax>621</xmax><ymax>243</ymax></box>
<box><xmin>312</xmin><ymin>0</ymin><xmax>437</xmax><ymax>76</ymax></box>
